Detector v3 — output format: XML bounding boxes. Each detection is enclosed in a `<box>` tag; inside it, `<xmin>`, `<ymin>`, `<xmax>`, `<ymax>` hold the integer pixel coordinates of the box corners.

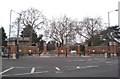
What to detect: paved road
<box><xmin>1</xmin><ymin>55</ymin><xmax>119</xmax><ymax>77</ymax></box>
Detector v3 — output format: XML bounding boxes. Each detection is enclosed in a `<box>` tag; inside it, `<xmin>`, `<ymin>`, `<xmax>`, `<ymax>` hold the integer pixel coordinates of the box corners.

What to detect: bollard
<box><xmin>28</xmin><ymin>50</ymin><xmax>32</xmax><ymax>56</ymax></box>
<box><xmin>114</xmin><ymin>53</ymin><xmax>117</xmax><ymax>57</ymax></box>
<box><xmin>111</xmin><ymin>53</ymin><xmax>113</xmax><ymax>57</ymax></box>
<box><xmin>13</xmin><ymin>54</ymin><xmax>16</xmax><ymax>59</ymax></box>
<box><xmin>105</xmin><ymin>53</ymin><xmax>107</xmax><ymax>58</ymax></box>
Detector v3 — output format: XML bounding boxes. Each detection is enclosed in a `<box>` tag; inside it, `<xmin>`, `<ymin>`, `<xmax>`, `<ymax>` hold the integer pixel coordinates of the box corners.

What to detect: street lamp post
<box><xmin>16</xmin><ymin>14</ymin><xmax>21</xmax><ymax>59</ymax></box>
<box><xmin>108</xmin><ymin>9</ymin><xmax>118</xmax><ymax>27</ymax></box>
<box><xmin>9</xmin><ymin>10</ymin><xmax>21</xmax><ymax>59</ymax></box>
<box><xmin>107</xmin><ymin>9</ymin><xmax>118</xmax><ymax>58</ymax></box>
<box><xmin>8</xmin><ymin>10</ymin><xmax>12</xmax><ymax>45</ymax></box>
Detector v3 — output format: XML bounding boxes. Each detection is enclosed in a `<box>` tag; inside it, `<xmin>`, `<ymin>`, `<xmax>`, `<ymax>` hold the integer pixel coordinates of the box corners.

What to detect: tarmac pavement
<box><xmin>1</xmin><ymin>54</ymin><xmax>119</xmax><ymax>77</ymax></box>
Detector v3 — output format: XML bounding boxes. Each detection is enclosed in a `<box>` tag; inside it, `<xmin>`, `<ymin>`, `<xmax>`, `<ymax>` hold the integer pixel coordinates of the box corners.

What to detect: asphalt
<box><xmin>1</xmin><ymin>54</ymin><xmax>119</xmax><ymax>77</ymax></box>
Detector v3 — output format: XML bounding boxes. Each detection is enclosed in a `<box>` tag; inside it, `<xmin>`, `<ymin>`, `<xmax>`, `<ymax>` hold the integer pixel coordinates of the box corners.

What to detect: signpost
<box><xmin>0</xmin><ymin>28</ymin><xmax>2</xmax><ymax>79</ymax></box>
<box><xmin>0</xmin><ymin>28</ymin><xmax>2</xmax><ymax>53</ymax></box>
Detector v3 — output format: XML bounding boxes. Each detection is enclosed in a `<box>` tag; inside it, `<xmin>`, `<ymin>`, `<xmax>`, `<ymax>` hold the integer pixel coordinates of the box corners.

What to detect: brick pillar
<box><xmin>113</xmin><ymin>42</ymin><xmax>116</xmax><ymax>54</ymax></box>
<box><xmin>116</xmin><ymin>43</ymin><xmax>119</xmax><ymax>56</ymax></box>
<box><xmin>10</xmin><ymin>45</ymin><xmax>17</xmax><ymax>59</ymax></box>
<box><xmin>113</xmin><ymin>42</ymin><xmax>117</xmax><ymax>56</ymax></box>
<box><xmin>43</xmin><ymin>43</ymin><xmax>47</xmax><ymax>55</ymax></box>
<box><xmin>109</xmin><ymin>42</ymin><xmax>117</xmax><ymax>57</ymax></box>
<box><xmin>77</xmin><ymin>44</ymin><xmax>80</xmax><ymax>56</ymax></box>
<box><xmin>109</xmin><ymin>42</ymin><xmax>113</xmax><ymax>57</ymax></box>
<box><xmin>109</xmin><ymin>42</ymin><xmax>116</xmax><ymax>54</ymax></box>
<box><xmin>109</xmin><ymin>42</ymin><xmax>112</xmax><ymax>54</ymax></box>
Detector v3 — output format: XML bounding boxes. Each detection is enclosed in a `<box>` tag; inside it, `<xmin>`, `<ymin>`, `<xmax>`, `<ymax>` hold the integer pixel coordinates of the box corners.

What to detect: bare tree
<box><xmin>45</xmin><ymin>16</ymin><xmax>76</xmax><ymax>47</ymax></box>
<box><xmin>76</xmin><ymin>17</ymin><xmax>103</xmax><ymax>46</ymax></box>
<box><xmin>20</xmin><ymin>8</ymin><xmax>47</xmax><ymax>45</ymax></box>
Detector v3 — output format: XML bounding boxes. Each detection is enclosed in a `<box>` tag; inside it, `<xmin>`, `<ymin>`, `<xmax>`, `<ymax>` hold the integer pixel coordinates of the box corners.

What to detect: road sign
<box><xmin>0</xmin><ymin>28</ymin><xmax>2</xmax><ymax>79</ymax></box>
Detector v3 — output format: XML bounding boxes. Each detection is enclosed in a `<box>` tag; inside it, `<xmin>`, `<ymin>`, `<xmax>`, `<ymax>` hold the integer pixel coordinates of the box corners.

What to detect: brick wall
<box><xmin>109</xmin><ymin>42</ymin><xmax>118</xmax><ymax>54</ymax></box>
<box><xmin>8</xmin><ymin>45</ymin><xmax>17</xmax><ymax>54</ymax></box>
<box><xmin>86</xmin><ymin>46</ymin><xmax>108</xmax><ymax>54</ymax></box>
<box><xmin>19</xmin><ymin>46</ymin><xmax>39</xmax><ymax>54</ymax></box>
<box><xmin>84</xmin><ymin>42</ymin><xmax>119</xmax><ymax>54</ymax></box>
<box><xmin>55</xmin><ymin>46</ymin><xmax>70</xmax><ymax>54</ymax></box>
<box><xmin>8</xmin><ymin>45</ymin><xmax>39</xmax><ymax>54</ymax></box>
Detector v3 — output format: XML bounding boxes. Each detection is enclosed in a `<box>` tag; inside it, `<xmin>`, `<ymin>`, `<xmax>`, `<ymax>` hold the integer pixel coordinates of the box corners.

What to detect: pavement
<box><xmin>1</xmin><ymin>54</ymin><xmax>119</xmax><ymax>77</ymax></box>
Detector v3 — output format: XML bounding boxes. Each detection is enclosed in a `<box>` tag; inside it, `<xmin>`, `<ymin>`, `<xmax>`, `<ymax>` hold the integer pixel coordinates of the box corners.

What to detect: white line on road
<box><xmin>13</xmin><ymin>67</ymin><xmax>43</xmax><ymax>69</ymax></box>
<box><xmin>65</xmin><ymin>66</ymin><xmax>80</xmax><ymax>70</ymax></box>
<box><xmin>2</xmin><ymin>71</ymin><xmax>49</xmax><ymax>77</ymax></box>
<box><xmin>81</xmin><ymin>65</ymin><xmax>98</xmax><ymax>69</ymax></box>
<box><xmin>0</xmin><ymin>67</ymin><xmax>14</xmax><ymax>75</ymax></box>
<box><xmin>76</xmin><ymin>66</ymin><xmax>80</xmax><ymax>69</ymax></box>
<box><xmin>55</xmin><ymin>67</ymin><xmax>60</xmax><ymax>71</ymax></box>
<box><xmin>67</xmin><ymin>65</ymin><xmax>98</xmax><ymax>70</ymax></box>
<box><xmin>30</xmin><ymin>67</ymin><xmax>35</xmax><ymax>73</ymax></box>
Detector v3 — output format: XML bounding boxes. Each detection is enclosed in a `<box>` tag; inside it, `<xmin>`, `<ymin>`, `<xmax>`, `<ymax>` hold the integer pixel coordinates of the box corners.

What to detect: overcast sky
<box><xmin>0</xmin><ymin>0</ymin><xmax>119</xmax><ymax>37</ymax></box>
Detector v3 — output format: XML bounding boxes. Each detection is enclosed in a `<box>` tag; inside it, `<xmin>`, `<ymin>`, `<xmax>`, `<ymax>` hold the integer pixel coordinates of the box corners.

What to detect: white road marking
<box><xmin>76</xmin><ymin>66</ymin><xmax>80</xmax><ymax>69</ymax></box>
<box><xmin>81</xmin><ymin>65</ymin><xmax>98</xmax><ymax>69</ymax></box>
<box><xmin>55</xmin><ymin>67</ymin><xmax>60</xmax><ymax>71</ymax></box>
<box><xmin>67</xmin><ymin>65</ymin><xmax>98</xmax><ymax>70</ymax></box>
<box><xmin>65</xmin><ymin>66</ymin><xmax>80</xmax><ymax>70</ymax></box>
<box><xmin>2</xmin><ymin>71</ymin><xmax>49</xmax><ymax>77</ymax></box>
<box><xmin>12</xmin><ymin>67</ymin><xmax>43</xmax><ymax>68</ymax></box>
<box><xmin>0</xmin><ymin>67</ymin><xmax>14</xmax><ymax>75</ymax></box>
<box><xmin>30</xmin><ymin>67</ymin><xmax>35</xmax><ymax>73</ymax></box>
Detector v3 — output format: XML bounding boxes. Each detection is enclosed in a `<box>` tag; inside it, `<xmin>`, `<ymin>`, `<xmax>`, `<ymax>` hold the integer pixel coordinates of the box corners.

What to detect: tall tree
<box><xmin>45</xmin><ymin>16</ymin><xmax>76</xmax><ymax>47</ymax></box>
<box><xmin>12</xmin><ymin>8</ymin><xmax>47</xmax><ymax>45</ymax></box>
<box><xmin>20</xmin><ymin>8</ymin><xmax>47</xmax><ymax>45</ymax></box>
<box><xmin>75</xmin><ymin>17</ymin><xmax>103</xmax><ymax>46</ymax></box>
<box><xmin>1</xmin><ymin>27</ymin><xmax>7</xmax><ymax>46</ymax></box>
<box><xmin>20</xmin><ymin>24</ymin><xmax>37</xmax><ymax>44</ymax></box>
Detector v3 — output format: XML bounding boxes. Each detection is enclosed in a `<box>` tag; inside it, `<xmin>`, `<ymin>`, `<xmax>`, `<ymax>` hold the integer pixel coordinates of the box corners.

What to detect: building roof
<box><xmin>7</xmin><ymin>37</ymin><xmax>30</xmax><ymax>42</ymax></box>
